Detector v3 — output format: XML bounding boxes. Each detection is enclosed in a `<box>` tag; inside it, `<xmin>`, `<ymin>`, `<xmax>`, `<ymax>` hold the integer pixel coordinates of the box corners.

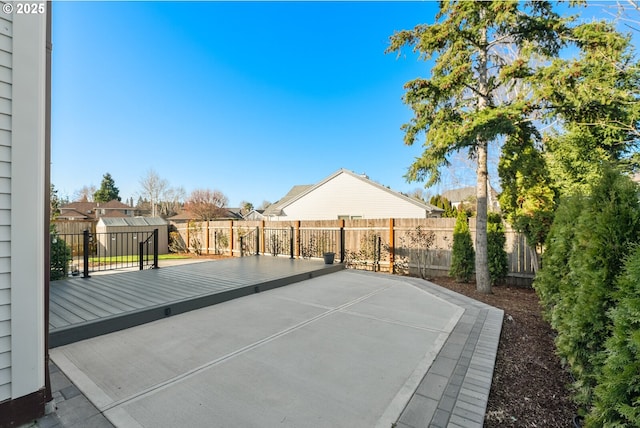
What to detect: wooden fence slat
<box><xmin>168</xmin><ymin>218</ymin><xmax>536</xmax><ymax>284</ymax></box>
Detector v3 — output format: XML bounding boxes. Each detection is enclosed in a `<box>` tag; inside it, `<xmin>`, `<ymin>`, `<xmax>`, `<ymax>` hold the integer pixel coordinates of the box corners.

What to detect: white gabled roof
<box><xmin>268</xmin><ymin>169</ymin><xmax>443</xmax><ymax>214</ymax></box>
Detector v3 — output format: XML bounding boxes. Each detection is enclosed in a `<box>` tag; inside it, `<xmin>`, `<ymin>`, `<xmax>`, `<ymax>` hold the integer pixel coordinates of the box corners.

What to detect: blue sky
<box><xmin>51</xmin><ymin>1</ymin><xmax>634</xmax><ymax>207</ymax></box>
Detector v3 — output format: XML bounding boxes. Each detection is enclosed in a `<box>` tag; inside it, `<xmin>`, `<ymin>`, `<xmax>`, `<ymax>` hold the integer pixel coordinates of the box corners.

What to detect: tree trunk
<box><xmin>475</xmin><ymin>142</ymin><xmax>491</xmax><ymax>293</ymax></box>
<box><xmin>475</xmin><ymin>15</ymin><xmax>491</xmax><ymax>294</ymax></box>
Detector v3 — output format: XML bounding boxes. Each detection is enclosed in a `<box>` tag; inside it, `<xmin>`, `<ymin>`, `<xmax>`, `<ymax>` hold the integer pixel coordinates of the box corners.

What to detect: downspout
<box><xmin>44</xmin><ymin>1</ymin><xmax>53</xmax><ymax>405</ymax></box>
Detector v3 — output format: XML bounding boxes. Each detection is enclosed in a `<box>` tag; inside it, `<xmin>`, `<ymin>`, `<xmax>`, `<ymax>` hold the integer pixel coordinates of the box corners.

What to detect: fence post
<box><xmin>339</xmin><ymin>219</ymin><xmax>345</xmax><ymax>263</ymax></box>
<box><xmin>139</xmin><ymin>241</ymin><xmax>144</xmax><ymax>270</ymax></box>
<box><xmin>295</xmin><ymin>221</ymin><xmax>301</xmax><ymax>258</ymax></box>
<box><xmin>214</xmin><ymin>231</ymin><xmax>217</xmax><ymax>255</ymax></box>
<box><xmin>206</xmin><ymin>220</ymin><xmax>210</xmax><ymax>255</ymax></box>
<box><xmin>290</xmin><ymin>226</ymin><xmax>294</xmax><ymax>259</ymax></box>
<box><xmin>82</xmin><ymin>229</ymin><xmax>90</xmax><ymax>278</ymax></box>
<box><xmin>255</xmin><ymin>226</ymin><xmax>259</xmax><ymax>256</ymax></box>
<box><xmin>229</xmin><ymin>221</ymin><xmax>234</xmax><ymax>257</ymax></box>
<box><xmin>240</xmin><ymin>235</ymin><xmax>244</xmax><ymax>257</ymax></box>
<box><xmin>260</xmin><ymin>220</ymin><xmax>265</xmax><ymax>255</ymax></box>
<box><xmin>389</xmin><ymin>218</ymin><xmax>395</xmax><ymax>274</ymax></box>
<box><xmin>153</xmin><ymin>228</ymin><xmax>159</xmax><ymax>268</ymax></box>
<box><xmin>186</xmin><ymin>222</ymin><xmax>190</xmax><ymax>254</ymax></box>
<box><xmin>376</xmin><ymin>236</ymin><xmax>381</xmax><ymax>272</ymax></box>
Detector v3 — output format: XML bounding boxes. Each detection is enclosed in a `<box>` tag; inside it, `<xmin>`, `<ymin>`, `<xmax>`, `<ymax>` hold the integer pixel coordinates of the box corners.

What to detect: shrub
<box><xmin>556</xmin><ymin>168</ymin><xmax>640</xmax><ymax>407</ymax></box>
<box><xmin>50</xmin><ymin>233</ymin><xmax>71</xmax><ymax>281</ymax></box>
<box><xmin>168</xmin><ymin>231</ymin><xmax>186</xmax><ymax>253</ymax></box>
<box><xmin>389</xmin><ymin>226</ymin><xmax>436</xmax><ymax>278</ymax></box>
<box><xmin>449</xmin><ymin>210</ymin><xmax>475</xmax><ymax>282</ymax></box>
<box><xmin>188</xmin><ymin>220</ymin><xmax>202</xmax><ymax>255</ymax></box>
<box><xmin>487</xmin><ymin>213</ymin><xmax>508</xmax><ymax>285</ymax></box>
<box><xmin>589</xmin><ymin>245</ymin><xmax>640</xmax><ymax>427</ymax></box>
<box><xmin>534</xmin><ymin>195</ymin><xmax>586</xmax><ymax>324</ymax></box>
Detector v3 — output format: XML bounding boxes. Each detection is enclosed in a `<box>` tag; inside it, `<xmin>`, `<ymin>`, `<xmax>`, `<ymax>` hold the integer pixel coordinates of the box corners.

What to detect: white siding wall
<box><xmin>2</xmin><ymin>6</ymin><xmax>46</xmax><ymax>402</ymax></box>
<box><xmin>0</xmin><ymin>9</ymin><xmax>11</xmax><ymax>403</ymax></box>
<box><xmin>283</xmin><ymin>172</ymin><xmax>428</xmax><ymax>220</ymax></box>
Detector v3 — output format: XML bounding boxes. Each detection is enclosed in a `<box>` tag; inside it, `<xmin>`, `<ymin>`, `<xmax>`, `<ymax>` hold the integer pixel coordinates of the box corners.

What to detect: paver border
<box><xmin>392</xmin><ymin>276</ymin><xmax>504</xmax><ymax>428</ymax></box>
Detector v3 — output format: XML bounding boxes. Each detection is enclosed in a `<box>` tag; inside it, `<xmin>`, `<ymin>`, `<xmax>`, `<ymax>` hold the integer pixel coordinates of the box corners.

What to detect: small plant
<box><xmin>449</xmin><ymin>209</ymin><xmax>475</xmax><ymax>282</ymax></box>
<box><xmin>214</xmin><ymin>231</ymin><xmax>228</xmax><ymax>255</ymax></box>
<box><xmin>269</xmin><ymin>233</ymin><xmax>280</xmax><ymax>256</ymax></box>
<box><xmin>301</xmin><ymin>234</ymin><xmax>318</xmax><ymax>259</ymax></box>
<box><xmin>169</xmin><ymin>230</ymin><xmax>186</xmax><ymax>253</ymax></box>
<box><xmin>188</xmin><ymin>220</ymin><xmax>202</xmax><ymax>256</ymax></box>
<box><xmin>408</xmin><ymin>225</ymin><xmax>436</xmax><ymax>279</ymax></box>
<box><xmin>346</xmin><ymin>230</ymin><xmax>384</xmax><ymax>271</ymax></box>
<box><xmin>390</xmin><ymin>226</ymin><xmax>436</xmax><ymax>278</ymax></box>
<box><xmin>50</xmin><ymin>227</ymin><xmax>72</xmax><ymax>281</ymax></box>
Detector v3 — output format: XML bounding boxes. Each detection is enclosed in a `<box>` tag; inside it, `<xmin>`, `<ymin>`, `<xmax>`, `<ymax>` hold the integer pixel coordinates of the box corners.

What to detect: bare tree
<box><xmin>408</xmin><ymin>188</ymin><xmax>431</xmax><ymax>203</ymax></box>
<box><xmin>138</xmin><ymin>169</ymin><xmax>168</xmax><ymax>217</ymax></box>
<box><xmin>159</xmin><ymin>186</ymin><xmax>186</xmax><ymax>218</ymax></box>
<box><xmin>73</xmin><ymin>185</ymin><xmax>97</xmax><ymax>202</ymax></box>
<box><xmin>184</xmin><ymin>189</ymin><xmax>229</xmax><ymax>220</ymax></box>
<box><xmin>258</xmin><ymin>200</ymin><xmax>272</xmax><ymax>210</ymax></box>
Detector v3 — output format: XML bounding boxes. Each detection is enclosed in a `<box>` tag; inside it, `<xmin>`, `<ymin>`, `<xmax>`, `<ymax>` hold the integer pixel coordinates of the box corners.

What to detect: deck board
<box><xmin>49</xmin><ymin>256</ymin><xmax>343</xmax><ymax>347</ymax></box>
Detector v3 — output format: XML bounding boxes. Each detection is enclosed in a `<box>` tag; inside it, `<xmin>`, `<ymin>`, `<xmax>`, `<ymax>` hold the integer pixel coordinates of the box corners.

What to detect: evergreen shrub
<box><xmin>487</xmin><ymin>212</ymin><xmax>508</xmax><ymax>285</ymax></box>
<box><xmin>50</xmin><ymin>234</ymin><xmax>71</xmax><ymax>281</ymax></box>
<box><xmin>555</xmin><ymin>168</ymin><xmax>640</xmax><ymax>408</ymax></box>
<box><xmin>449</xmin><ymin>209</ymin><xmax>475</xmax><ymax>282</ymax></box>
<box><xmin>534</xmin><ymin>195</ymin><xmax>586</xmax><ymax>324</ymax></box>
<box><xmin>589</xmin><ymin>245</ymin><xmax>640</xmax><ymax>427</ymax></box>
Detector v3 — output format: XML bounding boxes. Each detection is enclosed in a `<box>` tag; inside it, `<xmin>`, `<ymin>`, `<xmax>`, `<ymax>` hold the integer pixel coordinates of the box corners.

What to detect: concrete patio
<box><xmin>42</xmin><ymin>260</ymin><xmax>502</xmax><ymax>428</ymax></box>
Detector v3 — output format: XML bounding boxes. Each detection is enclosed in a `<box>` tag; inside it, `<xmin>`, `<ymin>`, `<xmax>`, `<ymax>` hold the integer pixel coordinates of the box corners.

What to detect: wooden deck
<box><xmin>49</xmin><ymin>257</ymin><xmax>344</xmax><ymax>348</ymax></box>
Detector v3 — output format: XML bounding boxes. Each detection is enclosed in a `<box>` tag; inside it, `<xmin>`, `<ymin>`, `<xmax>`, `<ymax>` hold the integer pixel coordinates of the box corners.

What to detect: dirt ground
<box><xmin>429</xmin><ymin>277</ymin><xmax>577</xmax><ymax>428</ymax></box>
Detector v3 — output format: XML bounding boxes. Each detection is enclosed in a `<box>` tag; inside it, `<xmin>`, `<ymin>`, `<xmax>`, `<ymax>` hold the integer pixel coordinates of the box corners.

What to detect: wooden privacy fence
<box><xmin>171</xmin><ymin>218</ymin><xmax>536</xmax><ymax>286</ymax></box>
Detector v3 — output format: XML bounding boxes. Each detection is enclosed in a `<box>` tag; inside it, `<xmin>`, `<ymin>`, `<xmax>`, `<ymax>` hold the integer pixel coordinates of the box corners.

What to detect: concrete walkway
<box><xmin>43</xmin><ymin>270</ymin><xmax>502</xmax><ymax>428</ymax></box>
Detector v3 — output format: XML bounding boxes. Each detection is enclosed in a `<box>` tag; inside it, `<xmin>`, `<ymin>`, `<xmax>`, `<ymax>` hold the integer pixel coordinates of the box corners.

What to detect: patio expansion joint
<box><xmin>96</xmin><ymin>283</ymin><xmax>393</xmax><ymax>414</ymax></box>
<box><xmin>396</xmin><ymin>278</ymin><xmax>504</xmax><ymax>428</ymax></box>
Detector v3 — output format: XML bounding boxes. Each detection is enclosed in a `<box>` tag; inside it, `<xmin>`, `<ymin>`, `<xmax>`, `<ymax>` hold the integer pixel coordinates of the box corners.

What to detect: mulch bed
<box><xmin>429</xmin><ymin>277</ymin><xmax>578</xmax><ymax>428</ymax></box>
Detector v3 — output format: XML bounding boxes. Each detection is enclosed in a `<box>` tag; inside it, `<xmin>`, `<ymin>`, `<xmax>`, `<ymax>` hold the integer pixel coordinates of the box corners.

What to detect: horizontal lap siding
<box><xmin>0</xmin><ymin>9</ymin><xmax>10</xmax><ymax>402</ymax></box>
<box><xmin>284</xmin><ymin>173</ymin><xmax>428</xmax><ymax>220</ymax></box>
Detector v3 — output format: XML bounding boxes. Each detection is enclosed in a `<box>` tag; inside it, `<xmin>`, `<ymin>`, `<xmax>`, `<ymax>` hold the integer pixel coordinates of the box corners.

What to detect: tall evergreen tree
<box><xmin>94</xmin><ymin>172</ymin><xmax>121</xmax><ymax>202</ymax></box>
<box><xmin>500</xmin><ymin>19</ymin><xmax>640</xmax><ymax>256</ymax></box>
<box><xmin>387</xmin><ymin>1</ymin><xmax>568</xmax><ymax>293</ymax></box>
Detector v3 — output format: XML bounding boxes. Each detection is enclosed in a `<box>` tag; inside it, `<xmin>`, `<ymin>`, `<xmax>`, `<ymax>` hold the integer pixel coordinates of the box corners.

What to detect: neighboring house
<box><xmin>442</xmin><ymin>184</ymin><xmax>500</xmax><ymax>212</ymax></box>
<box><xmin>263</xmin><ymin>169</ymin><xmax>444</xmax><ymax>220</ymax></box>
<box><xmin>1</xmin><ymin>5</ymin><xmax>50</xmax><ymax>426</ymax></box>
<box><xmin>168</xmin><ymin>208</ymin><xmax>244</xmax><ymax>224</ymax></box>
<box><xmin>58</xmin><ymin>200</ymin><xmax>135</xmax><ymax>220</ymax></box>
<box><xmin>243</xmin><ymin>209</ymin><xmax>265</xmax><ymax>220</ymax></box>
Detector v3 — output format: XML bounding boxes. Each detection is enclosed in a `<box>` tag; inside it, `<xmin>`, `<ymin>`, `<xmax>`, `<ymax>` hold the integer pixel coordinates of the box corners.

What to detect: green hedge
<box><xmin>535</xmin><ymin>168</ymin><xmax>640</xmax><ymax>423</ymax></box>
<box><xmin>589</xmin><ymin>245</ymin><xmax>640</xmax><ymax>426</ymax></box>
<box><xmin>534</xmin><ymin>195</ymin><xmax>586</xmax><ymax>324</ymax></box>
<box><xmin>560</xmin><ymin>168</ymin><xmax>640</xmax><ymax>407</ymax></box>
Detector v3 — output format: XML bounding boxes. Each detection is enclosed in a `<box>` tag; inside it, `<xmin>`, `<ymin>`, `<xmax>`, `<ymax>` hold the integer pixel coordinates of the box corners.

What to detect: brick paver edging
<box><xmin>394</xmin><ymin>277</ymin><xmax>504</xmax><ymax>428</ymax></box>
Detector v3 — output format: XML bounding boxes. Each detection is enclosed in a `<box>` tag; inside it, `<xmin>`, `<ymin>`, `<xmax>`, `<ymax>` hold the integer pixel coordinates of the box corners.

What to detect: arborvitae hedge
<box><xmin>534</xmin><ymin>195</ymin><xmax>586</xmax><ymax>324</ymax></box>
<box><xmin>558</xmin><ymin>168</ymin><xmax>640</xmax><ymax>407</ymax></box>
<box><xmin>537</xmin><ymin>168</ymin><xmax>640</xmax><ymax>419</ymax></box>
<box><xmin>589</xmin><ymin>245</ymin><xmax>640</xmax><ymax>426</ymax></box>
<box><xmin>449</xmin><ymin>209</ymin><xmax>475</xmax><ymax>282</ymax></box>
<box><xmin>487</xmin><ymin>212</ymin><xmax>508</xmax><ymax>286</ymax></box>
